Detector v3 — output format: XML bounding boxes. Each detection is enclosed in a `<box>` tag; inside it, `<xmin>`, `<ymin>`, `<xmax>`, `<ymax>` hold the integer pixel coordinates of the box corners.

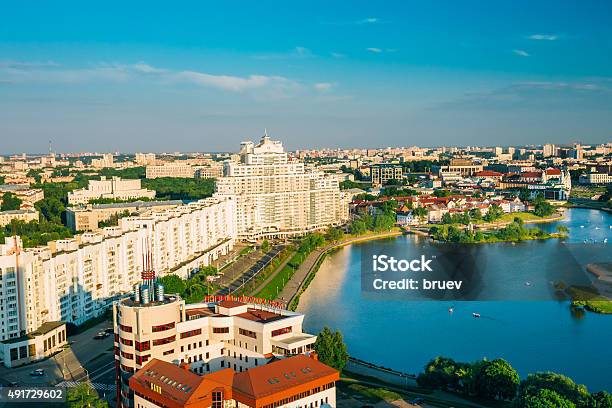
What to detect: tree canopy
<box><xmin>314</xmin><ymin>327</ymin><xmax>349</xmax><ymax>372</ymax></box>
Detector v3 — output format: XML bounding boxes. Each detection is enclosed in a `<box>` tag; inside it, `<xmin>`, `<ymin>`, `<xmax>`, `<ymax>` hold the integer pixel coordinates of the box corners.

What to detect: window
<box><xmin>271</xmin><ymin>326</ymin><xmax>292</xmax><ymax>337</ymax></box>
<box><xmin>135</xmin><ymin>341</ymin><xmax>150</xmax><ymax>352</ymax></box>
<box><xmin>152</xmin><ymin>335</ymin><xmax>175</xmax><ymax>346</ymax></box>
<box><xmin>152</xmin><ymin>322</ymin><xmax>175</xmax><ymax>332</ymax></box>
<box><xmin>212</xmin><ymin>391</ymin><xmax>223</xmax><ymax>408</ymax></box>
<box><xmin>121</xmin><ymin>351</ymin><xmax>134</xmax><ymax>360</ymax></box>
<box><xmin>180</xmin><ymin>329</ymin><xmax>201</xmax><ymax>339</ymax></box>
<box><xmin>120</xmin><ymin>337</ymin><xmax>133</xmax><ymax>346</ymax></box>
<box><xmin>239</xmin><ymin>328</ymin><xmax>257</xmax><ymax>339</ymax></box>
<box><xmin>119</xmin><ymin>324</ymin><xmax>132</xmax><ymax>333</ymax></box>
<box><xmin>213</xmin><ymin>327</ymin><xmax>229</xmax><ymax>334</ymax></box>
<box><xmin>163</xmin><ymin>349</ymin><xmax>174</xmax><ymax>356</ymax></box>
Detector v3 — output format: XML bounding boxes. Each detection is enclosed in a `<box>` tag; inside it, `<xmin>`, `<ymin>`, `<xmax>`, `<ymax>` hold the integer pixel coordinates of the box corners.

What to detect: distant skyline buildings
<box><xmin>1</xmin><ymin>1</ymin><xmax>612</xmax><ymax>152</ymax></box>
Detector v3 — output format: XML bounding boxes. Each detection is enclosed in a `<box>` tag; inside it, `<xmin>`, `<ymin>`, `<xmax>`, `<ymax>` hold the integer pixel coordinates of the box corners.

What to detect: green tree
<box><xmin>158</xmin><ymin>274</ymin><xmax>186</xmax><ymax>295</ymax></box>
<box><xmin>325</xmin><ymin>227</ymin><xmax>344</xmax><ymax>242</ymax></box>
<box><xmin>66</xmin><ymin>383</ymin><xmax>108</xmax><ymax>408</ymax></box>
<box><xmin>261</xmin><ymin>239</ymin><xmax>270</xmax><ymax>252</ymax></box>
<box><xmin>533</xmin><ymin>194</ymin><xmax>555</xmax><ymax>217</ymax></box>
<box><xmin>484</xmin><ymin>204</ymin><xmax>504</xmax><ymax>222</ymax></box>
<box><xmin>1</xmin><ymin>192</ymin><xmax>22</xmax><ymax>211</ymax></box>
<box><xmin>520</xmin><ymin>389</ymin><xmax>576</xmax><ymax>408</ymax></box>
<box><xmin>433</xmin><ymin>189</ymin><xmax>452</xmax><ymax>197</ymax></box>
<box><xmin>314</xmin><ymin>327</ymin><xmax>349</xmax><ymax>372</ymax></box>
<box><xmin>474</xmin><ymin>358</ymin><xmax>519</xmax><ymax>400</ymax></box>
<box><xmin>349</xmin><ymin>219</ymin><xmax>367</xmax><ymax>235</ymax></box>
<box><xmin>590</xmin><ymin>391</ymin><xmax>612</xmax><ymax>408</ymax></box>
<box><xmin>517</xmin><ymin>372</ymin><xmax>591</xmax><ymax>408</ymax></box>
<box><xmin>557</xmin><ymin>225</ymin><xmax>569</xmax><ymax>234</ymax></box>
<box><xmin>413</xmin><ymin>206</ymin><xmax>427</xmax><ymax>223</ymax></box>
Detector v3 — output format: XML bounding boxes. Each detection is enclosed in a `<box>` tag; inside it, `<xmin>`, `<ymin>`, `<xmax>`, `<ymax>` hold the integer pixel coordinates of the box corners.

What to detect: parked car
<box><xmin>93</xmin><ymin>333</ymin><xmax>106</xmax><ymax>340</ymax></box>
<box><xmin>410</xmin><ymin>398</ymin><xmax>424</xmax><ymax>405</ymax></box>
<box><xmin>29</xmin><ymin>369</ymin><xmax>44</xmax><ymax>376</ymax></box>
<box><xmin>104</xmin><ymin>327</ymin><xmax>114</xmax><ymax>334</ymax></box>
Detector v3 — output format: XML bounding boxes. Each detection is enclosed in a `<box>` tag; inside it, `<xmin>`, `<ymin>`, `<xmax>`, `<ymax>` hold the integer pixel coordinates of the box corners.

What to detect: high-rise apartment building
<box><xmin>0</xmin><ymin>198</ymin><xmax>236</xmax><ymax>348</ymax></box>
<box><xmin>215</xmin><ymin>133</ymin><xmax>349</xmax><ymax>240</ymax></box>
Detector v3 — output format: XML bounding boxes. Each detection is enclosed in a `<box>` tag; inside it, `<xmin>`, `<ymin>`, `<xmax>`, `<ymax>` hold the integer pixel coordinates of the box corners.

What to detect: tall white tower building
<box><xmin>215</xmin><ymin>132</ymin><xmax>349</xmax><ymax>240</ymax></box>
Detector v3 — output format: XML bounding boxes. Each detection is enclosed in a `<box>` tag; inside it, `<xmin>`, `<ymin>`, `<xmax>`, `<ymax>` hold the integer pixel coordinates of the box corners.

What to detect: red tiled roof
<box><xmin>475</xmin><ymin>170</ymin><xmax>504</xmax><ymax>177</ymax></box>
<box><xmin>546</xmin><ymin>168</ymin><xmax>561</xmax><ymax>175</ymax></box>
<box><xmin>218</xmin><ymin>300</ymin><xmax>246</xmax><ymax>308</ymax></box>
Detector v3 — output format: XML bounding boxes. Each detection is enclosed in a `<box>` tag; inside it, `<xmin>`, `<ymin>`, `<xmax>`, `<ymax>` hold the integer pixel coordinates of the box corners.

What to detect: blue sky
<box><xmin>1</xmin><ymin>0</ymin><xmax>611</xmax><ymax>153</ymax></box>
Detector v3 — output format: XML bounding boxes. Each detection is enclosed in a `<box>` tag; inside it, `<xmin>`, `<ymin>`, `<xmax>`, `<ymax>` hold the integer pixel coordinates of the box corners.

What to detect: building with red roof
<box><xmin>129</xmin><ymin>354</ymin><xmax>338</xmax><ymax>408</ymax></box>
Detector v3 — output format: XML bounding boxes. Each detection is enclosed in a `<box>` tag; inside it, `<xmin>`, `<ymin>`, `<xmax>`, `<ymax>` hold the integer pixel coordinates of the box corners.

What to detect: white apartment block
<box><xmin>135</xmin><ymin>153</ymin><xmax>157</xmax><ymax>166</ymax></box>
<box><xmin>68</xmin><ymin>176</ymin><xmax>156</xmax><ymax>205</ymax></box>
<box><xmin>145</xmin><ymin>163</ymin><xmax>196</xmax><ymax>179</ymax></box>
<box><xmin>579</xmin><ymin>171</ymin><xmax>612</xmax><ymax>185</ymax></box>
<box><xmin>215</xmin><ymin>133</ymin><xmax>349</xmax><ymax>240</ymax></box>
<box><xmin>114</xmin><ymin>293</ymin><xmax>316</xmax><ymax>407</ymax></box>
<box><xmin>0</xmin><ymin>197</ymin><xmax>236</xmax><ymax>342</ymax></box>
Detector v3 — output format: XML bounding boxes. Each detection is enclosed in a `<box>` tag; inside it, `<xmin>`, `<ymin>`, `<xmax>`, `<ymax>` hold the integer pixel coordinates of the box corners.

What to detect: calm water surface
<box><xmin>297</xmin><ymin>208</ymin><xmax>612</xmax><ymax>391</ymax></box>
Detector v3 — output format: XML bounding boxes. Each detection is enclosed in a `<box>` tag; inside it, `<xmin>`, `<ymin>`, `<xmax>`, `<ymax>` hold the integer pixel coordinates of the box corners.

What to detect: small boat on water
<box><xmin>472</xmin><ymin>313</ymin><xmax>481</xmax><ymax>318</ymax></box>
<box><xmin>448</xmin><ymin>307</ymin><xmax>454</xmax><ymax>313</ymax></box>
<box><xmin>580</xmin><ymin>225</ymin><xmax>585</xmax><ymax>228</ymax></box>
<box><xmin>525</xmin><ymin>281</ymin><xmax>532</xmax><ymax>286</ymax></box>
<box><xmin>595</xmin><ymin>227</ymin><xmax>600</xmax><ymax>230</ymax></box>
<box><xmin>604</xmin><ymin>238</ymin><xmax>608</xmax><ymax>244</ymax></box>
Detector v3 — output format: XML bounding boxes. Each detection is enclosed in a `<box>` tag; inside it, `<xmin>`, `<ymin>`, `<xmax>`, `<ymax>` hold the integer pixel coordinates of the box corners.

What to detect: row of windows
<box><xmin>261</xmin><ymin>382</ymin><xmax>335</xmax><ymax>408</ymax></box>
<box><xmin>152</xmin><ymin>335</ymin><xmax>175</xmax><ymax>346</ymax></box>
<box><xmin>238</xmin><ymin>328</ymin><xmax>257</xmax><ymax>339</ymax></box>
<box><xmin>271</xmin><ymin>326</ymin><xmax>292</xmax><ymax>337</ymax></box>
<box><xmin>180</xmin><ymin>328</ymin><xmax>202</xmax><ymax>339</ymax></box>
<box><xmin>152</xmin><ymin>322</ymin><xmax>175</xmax><ymax>332</ymax></box>
<box><xmin>213</xmin><ymin>327</ymin><xmax>229</xmax><ymax>334</ymax></box>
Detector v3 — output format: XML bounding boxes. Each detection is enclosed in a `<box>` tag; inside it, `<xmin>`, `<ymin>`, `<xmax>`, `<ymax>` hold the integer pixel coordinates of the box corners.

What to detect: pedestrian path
<box><xmin>56</xmin><ymin>380</ymin><xmax>117</xmax><ymax>392</ymax></box>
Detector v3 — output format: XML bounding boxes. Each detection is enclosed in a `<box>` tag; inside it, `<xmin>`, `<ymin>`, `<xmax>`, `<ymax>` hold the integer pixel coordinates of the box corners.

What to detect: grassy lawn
<box><xmin>568</xmin><ymin>286</ymin><xmax>612</xmax><ymax>314</ymax></box>
<box><xmin>254</xmin><ymin>251</ymin><xmax>307</xmax><ymax>299</ymax></box>
<box><xmin>339</xmin><ymin>382</ymin><xmax>403</xmax><ymax>404</ymax></box>
<box><xmin>472</xmin><ymin>211</ymin><xmax>552</xmax><ymax>225</ymax></box>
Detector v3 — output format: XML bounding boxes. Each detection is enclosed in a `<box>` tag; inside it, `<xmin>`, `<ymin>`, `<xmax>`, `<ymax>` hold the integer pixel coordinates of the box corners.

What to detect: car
<box><xmin>94</xmin><ymin>333</ymin><xmax>106</xmax><ymax>340</ymax></box>
<box><xmin>6</xmin><ymin>382</ymin><xmax>19</xmax><ymax>387</ymax></box>
<box><xmin>29</xmin><ymin>369</ymin><xmax>44</xmax><ymax>376</ymax></box>
<box><xmin>104</xmin><ymin>327</ymin><xmax>114</xmax><ymax>334</ymax></box>
<box><xmin>410</xmin><ymin>398</ymin><xmax>424</xmax><ymax>405</ymax></box>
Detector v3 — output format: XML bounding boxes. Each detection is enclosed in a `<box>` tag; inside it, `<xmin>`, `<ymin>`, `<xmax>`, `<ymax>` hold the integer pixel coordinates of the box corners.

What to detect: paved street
<box><xmin>217</xmin><ymin>246</ymin><xmax>285</xmax><ymax>295</ymax></box>
<box><xmin>0</xmin><ymin>318</ymin><xmax>117</xmax><ymax>404</ymax></box>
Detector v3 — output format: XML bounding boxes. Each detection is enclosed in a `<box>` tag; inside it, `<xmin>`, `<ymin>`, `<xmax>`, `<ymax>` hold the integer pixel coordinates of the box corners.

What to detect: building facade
<box><xmin>215</xmin><ymin>134</ymin><xmax>349</xmax><ymax>240</ymax></box>
<box><xmin>0</xmin><ymin>321</ymin><xmax>66</xmax><ymax>368</ymax></box>
<box><xmin>129</xmin><ymin>354</ymin><xmax>338</xmax><ymax>408</ymax></box>
<box><xmin>114</xmin><ymin>292</ymin><xmax>316</xmax><ymax>408</ymax></box>
<box><xmin>370</xmin><ymin>164</ymin><xmax>403</xmax><ymax>187</ymax></box>
<box><xmin>68</xmin><ymin>177</ymin><xmax>156</xmax><ymax>205</ymax></box>
<box><xmin>0</xmin><ymin>209</ymin><xmax>39</xmax><ymax>227</ymax></box>
<box><xmin>0</xmin><ymin>197</ymin><xmax>236</xmax><ymax>342</ymax></box>
<box><xmin>146</xmin><ymin>164</ymin><xmax>196</xmax><ymax>179</ymax></box>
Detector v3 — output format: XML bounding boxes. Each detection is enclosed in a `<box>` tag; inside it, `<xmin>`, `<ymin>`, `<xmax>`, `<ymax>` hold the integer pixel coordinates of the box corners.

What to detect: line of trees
<box><xmin>430</xmin><ymin>217</ymin><xmax>551</xmax><ymax>243</ymax></box>
<box><xmin>417</xmin><ymin>356</ymin><xmax>612</xmax><ymax>407</ymax></box>
<box><xmin>158</xmin><ymin>266</ymin><xmax>219</xmax><ymax>303</ymax></box>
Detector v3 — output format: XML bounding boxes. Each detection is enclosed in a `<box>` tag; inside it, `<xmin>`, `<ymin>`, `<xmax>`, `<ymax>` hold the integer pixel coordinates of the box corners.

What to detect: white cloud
<box><xmin>174</xmin><ymin>71</ymin><xmax>296</xmax><ymax>92</ymax></box>
<box><xmin>366</xmin><ymin>47</ymin><xmax>383</xmax><ymax>53</ymax></box>
<box><xmin>358</xmin><ymin>17</ymin><xmax>379</xmax><ymax>24</ymax></box>
<box><xmin>513</xmin><ymin>49</ymin><xmax>530</xmax><ymax>57</ymax></box>
<box><xmin>314</xmin><ymin>82</ymin><xmax>334</xmax><ymax>91</ymax></box>
<box><xmin>528</xmin><ymin>34</ymin><xmax>558</xmax><ymax>41</ymax></box>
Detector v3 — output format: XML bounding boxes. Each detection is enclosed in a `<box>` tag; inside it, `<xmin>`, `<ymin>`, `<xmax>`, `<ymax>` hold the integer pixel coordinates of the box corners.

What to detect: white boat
<box><xmin>580</xmin><ymin>225</ymin><xmax>585</xmax><ymax>228</ymax></box>
<box><xmin>604</xmin><ymin>238</ymin><xmax>608</xmax><ymax>244</ymax></box>
<box><xmin>448</xmin><ymin>307</ymin><xmax>454</xmax><ymax>313</ymax></box>
<box><xmin>525</xmin><ymin>281</ymin><xmax>532</xmax><ymax>286</ymax></box>
<box><xmin>472</xmin><ymin>313</ymin><xmax>481</xmax><ymax>318</ymax></box>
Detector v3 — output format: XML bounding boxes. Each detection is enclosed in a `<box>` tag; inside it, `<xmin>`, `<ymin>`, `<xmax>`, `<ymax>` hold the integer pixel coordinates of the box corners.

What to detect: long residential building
<box><xmin>114</xmin><ymin>287</ymin><xmax>317</xmax><ymax>407</ymax></box>
<box><xmin>215</xmin><ymin>133</ymin><xmax>349</xmax><ymax>240</ymax></box>
<box><xmin>68</xmin><ymin>177</ymin><xmax>156</xmax><ymax>205</ymax></box>
<box><xmin>0</xmin><ymin>197</ymin><xmax>236</xmax><ymax>347</ymax></box>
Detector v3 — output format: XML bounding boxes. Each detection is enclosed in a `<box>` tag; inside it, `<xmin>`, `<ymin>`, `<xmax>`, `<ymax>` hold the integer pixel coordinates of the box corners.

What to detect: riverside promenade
<box><xmin>276</xmin><ymin>230</ymin><xmax>403</xmax><ymax>306</ymax></box>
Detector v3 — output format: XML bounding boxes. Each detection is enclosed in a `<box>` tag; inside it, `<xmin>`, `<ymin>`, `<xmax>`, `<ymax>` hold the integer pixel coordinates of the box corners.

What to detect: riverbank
<box><xmin>278</xmin><ymin>229</ymin><xmax>403</xmax><ymax>310</ymax></box>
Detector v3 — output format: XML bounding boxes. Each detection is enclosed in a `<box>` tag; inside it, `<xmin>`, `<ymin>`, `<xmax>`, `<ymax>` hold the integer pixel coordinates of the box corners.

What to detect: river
<box><xmin>297</xmin><ymin>208</ymin><xmax>612</xmax><ymax>391</ymax></box>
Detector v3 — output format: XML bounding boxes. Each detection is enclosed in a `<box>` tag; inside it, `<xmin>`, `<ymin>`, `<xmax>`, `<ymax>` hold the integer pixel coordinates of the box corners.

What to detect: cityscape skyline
<box><xmin>2</xmin><ymin>0</ymin><xmax>612</xmax><ymax>153</ymax></box>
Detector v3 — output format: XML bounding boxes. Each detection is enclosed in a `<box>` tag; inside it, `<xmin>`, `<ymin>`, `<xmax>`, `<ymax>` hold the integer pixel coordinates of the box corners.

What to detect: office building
<box><xmin>68</xmin><ymin>177</ymin><xmax>156</xmax><ymax>205</ymax></box>
<box><xmin>146</xmin><ymin>163</ymin><xmax>196</xmax><ymax>179</ymax></box>
<box><xmin>370</xmin><ymin>163</ymin><xmax>403</xmax><ymax>187</ymax></box>
<box><xmin>114</xmin><ymin>289</ymin><xmax>317</xmax><ymax>407</ymax></box>
<box><xmin>129</xmin><ymin>354</ymin><xmax>338</xmax><ymax>408</ymax></box>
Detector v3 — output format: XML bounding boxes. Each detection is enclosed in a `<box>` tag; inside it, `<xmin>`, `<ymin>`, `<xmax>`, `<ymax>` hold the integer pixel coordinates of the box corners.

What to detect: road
<box><xmin>0</xmin><ymin>318</ymin><xmax>117</xmax><ymax>405</ymax></box>
<box><xmin>217</xmin><ymin>246</ymin><xmax>285</xmax><ymax>295</ymax></box>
